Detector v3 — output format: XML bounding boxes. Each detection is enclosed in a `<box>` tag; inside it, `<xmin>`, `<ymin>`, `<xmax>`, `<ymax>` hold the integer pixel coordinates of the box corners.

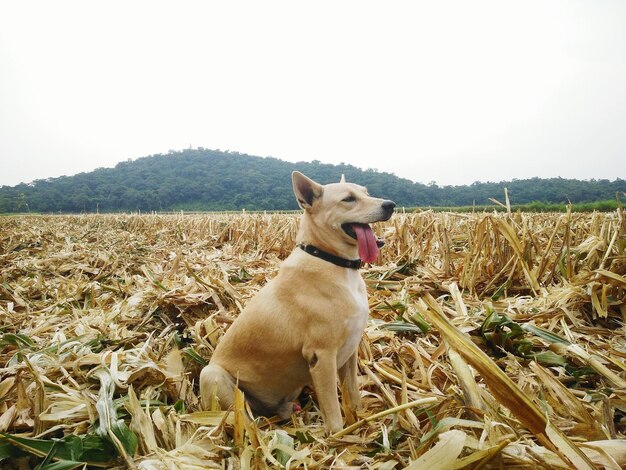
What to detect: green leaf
<box><xmin>379</xmin><ymin>301</ymin><xmax>407</xmax><ymax>314</ymax></box>
<box><xmin>481</xmin><ymin>312</ymin><xmax>526</xmax><ymax>352</ymax></box>
<box><xmin>84</xmin><ymin>335</ymin><xmax>112</xmax><ymax>353</ymax></box>
<box><xmin>270</xmin><ymin>430</ymin><xmax>294</xmax><ymax>466</ymax></box>
<box><xmin>567</xmin><ymin>366</ymin><xmax>597</xmax><ymax>379</ymax></box>
<box><xmin>0</xmin><ymin>433</ymin><xmax>117</xmax><ymax>466</ymax></box>
<box><xmin>481</xmin><ymin>310</ymin><xmax>501</xmax><ymax>334</ymax></box>
<box><xmin>38</xmin><ymin>460</ymin><xmax>86</xmax><ymax>470</ymax></box>
<box><xmin>515</xmin><ymin>340</ymin><xmax>534</xmax><ymax>356</ymax></box>
<box><xmin>111</xmin><ymin>420</ymin><xmax>138</xmax><ymax>456</ymax></box>
<box><xmin>1</xmin><ymin>433</ymin><xmax>54</xmax><ymax>457</ymax></box>
<box><xmin>78</xmin><ymin>434</ymin><xmax>117</xmax><ymax>464</ymax></box>
<box><xmin>230</xmin><ymin>266</ymin><xmax>252</xmax><ymax>283</ymax></box>
<box><xmin>182</xmin><ymin>347</ymin><xmax>208</xmax><ymax>366</ymax></box>
<box><xmin>380</xmin><ymin>321</ymin><xmax>426</xmax><ymax>334</ymax></box>
<box><xmin>0</xmin><ymin>333</ymin><xmax>35</xmax><ymax>349</ymax></box>
<box><xmin>532</xmin><ymin>351</ymin><xmax>568</xmax><ymax>367</ymax></box>
<box><xmin>521</xmin><ymin>324</ymin><xmax>571</xmax><ymax>345</ymax></box>
<box><xmin>410</xmin><ymin>312</ymin><xmax>430</xmax><ymax>333</ymax></box>
<box><xmin>490</xmin><ymin>280</ymin><xmax>510</xmax><ymax>301</ymax></box>
<box><xmin>54</xmin><ymin>435</ymin><xmax>81</xmax><ymax>461</ymax></box>
<box><xmin>373</xmin><ymin>425</ymin><xmax>403</xmax><ymax>452</ymax></box>
<box><xmin>0</xmin><ymin>439</ymin><xmax>23</xmax><ymax>460</ymax></box>
<box><xmin>293</xmin><ymin>430</ymin><xmax>315</xmax><ymax>444</ymax></box>
<box><xmin>174</xmin><ymin>399</ymin><xmax>186</xmax><ymax>414</ymax></box>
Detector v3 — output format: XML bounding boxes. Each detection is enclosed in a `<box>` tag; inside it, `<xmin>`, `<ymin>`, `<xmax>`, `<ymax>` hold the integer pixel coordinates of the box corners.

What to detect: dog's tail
<box><xmin>199</xmin><ymin>364</ymin><xmax>235</xmax><ymax>410</ymax></box>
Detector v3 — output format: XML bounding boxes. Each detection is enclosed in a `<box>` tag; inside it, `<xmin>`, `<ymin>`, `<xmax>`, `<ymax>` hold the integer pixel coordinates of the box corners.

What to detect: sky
<box><xmin>1</xmin><ymin>1</ymin><xmax>625</xmax><ymax>187</ymax></box>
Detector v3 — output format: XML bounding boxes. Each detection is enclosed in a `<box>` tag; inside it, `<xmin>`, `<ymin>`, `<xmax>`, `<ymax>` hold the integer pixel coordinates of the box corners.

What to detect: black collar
<box><xmin>298</xmin><ymin>244</ymin><xmax>362</xmax><ymax>269</ymax></box>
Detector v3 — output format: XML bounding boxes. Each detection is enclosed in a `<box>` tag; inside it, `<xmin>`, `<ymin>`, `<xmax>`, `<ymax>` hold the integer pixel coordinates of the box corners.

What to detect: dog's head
<box><xmin>292</xmin><ymin>171</ymin><xmax>395</xmax><ymax>263</ymax></box>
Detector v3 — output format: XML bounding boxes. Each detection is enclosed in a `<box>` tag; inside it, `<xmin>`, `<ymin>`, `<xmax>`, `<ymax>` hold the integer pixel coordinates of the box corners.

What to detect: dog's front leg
<box><xmin>338</xmin><ymin>351</ymin><xmax>360</xmax><ymax>411</ymax></box>
<box><xmin>307</xmin><ymin>350</ymin><xmax>343</xmax><ymax>433</ymax></box>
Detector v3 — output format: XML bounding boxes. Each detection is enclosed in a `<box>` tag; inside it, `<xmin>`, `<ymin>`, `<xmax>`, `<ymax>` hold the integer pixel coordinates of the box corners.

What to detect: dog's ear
<box><xmin>292</xmin><ymin>171</ymin><xmax>323</xmax><ymax>210</ymax></box>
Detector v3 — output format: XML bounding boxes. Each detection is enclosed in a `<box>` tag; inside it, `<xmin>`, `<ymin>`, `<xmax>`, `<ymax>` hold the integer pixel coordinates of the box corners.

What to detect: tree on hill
<box><xmin>0</xmin><ymin>148</ymin><xmax>624</xmax><ymax>213</ymax></box>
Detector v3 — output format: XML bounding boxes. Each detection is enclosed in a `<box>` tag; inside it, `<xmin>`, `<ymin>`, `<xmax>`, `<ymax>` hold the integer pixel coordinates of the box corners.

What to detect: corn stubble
<box><xmin>0</xmin><ymin>209</ymin><xmax>625</xmax><ymax>468</ymax></box>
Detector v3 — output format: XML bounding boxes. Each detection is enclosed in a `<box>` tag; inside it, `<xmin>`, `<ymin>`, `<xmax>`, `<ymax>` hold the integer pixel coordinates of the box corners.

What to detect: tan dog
<box><xmin>199</xmin><ymin>171</ymin><xmax>395</xmax><ymax>433</ymax></box>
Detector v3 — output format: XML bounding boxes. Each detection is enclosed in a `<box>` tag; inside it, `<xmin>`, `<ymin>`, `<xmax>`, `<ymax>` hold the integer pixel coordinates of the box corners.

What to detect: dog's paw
<box><xmin>351</xmin><ymin>399</ymin><xmax>363</xmax><ymax>413</ymax></box>
<box><xmin>276</xmin><ymin>401</ymin><xmax>301</xmax><ymax>419</ymax></box>
<box><xmin>325</xmin><ymin>419</ymin><xmax>344</xmax><ymax>435</ymax></box>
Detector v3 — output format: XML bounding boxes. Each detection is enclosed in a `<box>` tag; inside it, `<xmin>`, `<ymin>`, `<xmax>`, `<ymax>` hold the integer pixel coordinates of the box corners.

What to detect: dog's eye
<box><xmin>342</xmin><ymin>196</ymin><xmax>356</xmax><ymax>203</ymax></box>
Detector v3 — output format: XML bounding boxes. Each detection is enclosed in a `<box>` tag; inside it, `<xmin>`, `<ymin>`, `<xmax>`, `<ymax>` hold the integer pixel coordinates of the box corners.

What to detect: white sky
<box><xmin>1</xmin><ymin>1</ymin><xmax>625</xmax><ymax>187</ymax></box>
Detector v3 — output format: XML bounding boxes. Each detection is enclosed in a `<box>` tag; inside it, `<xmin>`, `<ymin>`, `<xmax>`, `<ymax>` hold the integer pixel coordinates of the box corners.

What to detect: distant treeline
<box><xmin>0</xmin><ymin>149</ymin><xmax>624</xmax><ymax>213</ymax></box>
<box><xmin>431</xmin><ymin>200</ymin><xmax>621</xmax><ymax>213</ymax></box>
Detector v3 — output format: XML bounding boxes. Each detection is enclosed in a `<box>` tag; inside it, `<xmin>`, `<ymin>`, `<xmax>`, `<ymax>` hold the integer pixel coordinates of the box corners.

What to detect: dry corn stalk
<box><xmin>0</xmin><ymin>211</ymin><xmax>624</xmax><ymax>468</ymax></box>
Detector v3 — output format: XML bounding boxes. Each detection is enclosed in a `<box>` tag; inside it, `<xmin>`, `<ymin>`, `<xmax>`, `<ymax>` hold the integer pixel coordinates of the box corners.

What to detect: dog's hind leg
<box><xmin>273</xmin><ymin>387</ymin><xmax>304</xmax><ymax>419</ymax></box>
<box><xmin>199</xmin><ymin>364</ymin><xmax>236</xmax><ymax>410</ymax></box>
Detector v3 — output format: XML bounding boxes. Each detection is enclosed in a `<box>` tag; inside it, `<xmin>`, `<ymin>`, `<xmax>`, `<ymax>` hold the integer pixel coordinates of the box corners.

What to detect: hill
<box><xmin>0</xmin><ymin>148</ymin><xmax>624</xmax><ymax>212</ymax></box>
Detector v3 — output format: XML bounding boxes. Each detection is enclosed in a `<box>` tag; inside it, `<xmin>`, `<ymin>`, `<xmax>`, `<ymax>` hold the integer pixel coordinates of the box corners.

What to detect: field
<box><xmin>0</xmin><ymin>210</ymin><xmax>625</xmax><ymax>469</ymax></box>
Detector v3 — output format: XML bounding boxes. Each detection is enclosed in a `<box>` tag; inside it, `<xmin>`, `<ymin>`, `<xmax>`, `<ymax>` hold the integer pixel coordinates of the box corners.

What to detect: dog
<box><xmin>199</xmin><ymin>171</ymin><xmax>395</xmax><ymax>433</ymax></box>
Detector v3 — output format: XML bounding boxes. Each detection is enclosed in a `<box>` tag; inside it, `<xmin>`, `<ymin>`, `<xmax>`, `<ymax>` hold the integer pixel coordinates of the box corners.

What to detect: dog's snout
<box><xmin>382</xmin><ymin>200</ymin><xmax>396</xmax><ymax>213</ymax></box>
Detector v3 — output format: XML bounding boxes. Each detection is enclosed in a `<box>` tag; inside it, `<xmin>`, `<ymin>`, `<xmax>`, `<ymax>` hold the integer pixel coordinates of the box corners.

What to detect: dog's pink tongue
<box><xmin>352</xmin><ymin>224</ymin><xmax>379</xmax><ymax>264</ymax></box>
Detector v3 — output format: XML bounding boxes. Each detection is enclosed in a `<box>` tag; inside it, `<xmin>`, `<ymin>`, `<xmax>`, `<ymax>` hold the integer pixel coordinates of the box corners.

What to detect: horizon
<box><xmin>1</xmin><ymin>1</ymin><xmax>625</xmax><ymax>187</ymax></box>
